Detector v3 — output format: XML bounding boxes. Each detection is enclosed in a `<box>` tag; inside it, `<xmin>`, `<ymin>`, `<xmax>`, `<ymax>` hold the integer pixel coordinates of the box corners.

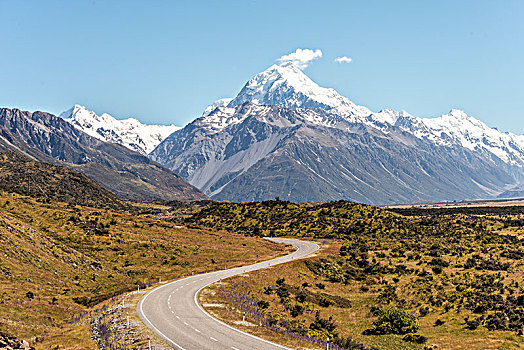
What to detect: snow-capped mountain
<box><xmin>60</xmin><ymin>105</ymin><xmax>180</xmax><ymax>155</ymax></box>
<box><xmin>227</xmin><ymin>63</ymin><xmax>524</xmax><ymax>169</ymax></box>
<box><xmin>229</xmin><ymin>64</ymin><xmax>372</xmax><ymax>122</ymax></box>
<box><xmin>151</xmin><ymin>58</ymin><xmax>524</xmax><ymax>204</ymax></box>
<box><xmin>400</xmin><ymin>110</ymin><xmax>524</xmax><ymax>167</ymax></box>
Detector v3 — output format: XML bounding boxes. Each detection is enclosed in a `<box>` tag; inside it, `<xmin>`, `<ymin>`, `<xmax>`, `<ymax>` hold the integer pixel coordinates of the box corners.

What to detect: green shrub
<box><xmin>364</xmin><ymin>307</ymin><xmax>419</xmax><ymax>335</ymax></box>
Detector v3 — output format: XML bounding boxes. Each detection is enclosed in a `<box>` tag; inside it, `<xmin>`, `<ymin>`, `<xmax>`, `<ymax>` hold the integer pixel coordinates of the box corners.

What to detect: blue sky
<box><xmin>1</xmin><ymin>0</ymin><xmax>523</xmax><ymax>133</ymax></box>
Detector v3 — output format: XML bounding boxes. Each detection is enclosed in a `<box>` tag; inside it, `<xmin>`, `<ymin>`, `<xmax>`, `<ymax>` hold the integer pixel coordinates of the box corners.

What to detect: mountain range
<box><xmin>60</xmin><ymin>104</ymin><xmax>180</xmax><ymax>155</ymax></box>
<box><xmin>0</xmin><ymin>108</ymin><xmax>206</xmax><ymax>201</ymax></box>
<box><xmin>3</xmin><ymin>60</ymin><xmax>523</xmax><ymax>205</ymax></box>
<box><xmin>148</xmin><ymin>63</ymin><xmax>523</xmax><ymax>204</ymax></box>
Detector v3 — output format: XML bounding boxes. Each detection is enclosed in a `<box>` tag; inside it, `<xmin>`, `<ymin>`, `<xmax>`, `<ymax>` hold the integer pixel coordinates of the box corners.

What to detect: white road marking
<box><xmin>231</xmin><ymin>347</ymin><xmax>240</xmax><ymax>350</ymax></box>
<box><xmin>183</xmin><ymin>322</ymin><xmax>189</xmax><ymax>326</ymax></box>
<box><xmin>176</xmin><ymin>315</ymin><xmax>180</xmax><ymax>319</ymax></box>
<box><xmin>194</xmin><ymin>328</ymin><xmax>201</xmax><ymax>333</ymax></box>
<box><xmin>210</xmin><ymin>337</ymin><xmax>218</xmax><ymax>342</ymax></box>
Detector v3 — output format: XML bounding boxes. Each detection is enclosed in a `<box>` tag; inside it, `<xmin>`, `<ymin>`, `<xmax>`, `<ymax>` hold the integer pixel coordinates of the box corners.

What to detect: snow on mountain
<box><xmin>60</xmin><ymin>105</ymin><xmax>180</xmax><ymax>155</ymax></box>
<box><xmin>222</xmin><ymin>61</ymin><xmax>524</xmax><ymax>169</ymax></box>
<box><xmin>385</xmin><ymin>109</ymin><xmax>524</xmax><ymax>167</ymax></box>
<box><xmin>229</xmin><ymin>64</ymin><xmax>372</xmax><ymax>121</ymax></box>
<box><xmin>202</xmin><ymin>98</ymin><xmax>233</xmax><ymax>117</ymax></box>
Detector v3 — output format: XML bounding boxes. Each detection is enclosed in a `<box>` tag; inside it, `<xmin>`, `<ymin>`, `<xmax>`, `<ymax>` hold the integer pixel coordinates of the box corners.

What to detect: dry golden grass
<box><xmin>0</xmin><ymin>191</ymin><xmax>286</xmax><ymax>346</ymax></box>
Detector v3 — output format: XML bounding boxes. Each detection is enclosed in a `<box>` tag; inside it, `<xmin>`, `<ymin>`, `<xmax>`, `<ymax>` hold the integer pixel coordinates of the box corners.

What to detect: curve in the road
<box><xmin>136</xmin><ymin>238</ymin><xmax>319</xmax><ymax>350</ymax></box>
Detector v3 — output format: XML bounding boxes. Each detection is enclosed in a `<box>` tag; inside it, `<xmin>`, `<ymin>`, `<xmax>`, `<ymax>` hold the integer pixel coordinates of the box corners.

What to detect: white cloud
<box><xmin>277</xmin><ymin>48</ymin><xmax>323</xmax><ymax>70</ymax></box>
<box><xmin>334</xmin><ymin>56</ymin><xmax>352</xmax><ymax>64</ymax></box>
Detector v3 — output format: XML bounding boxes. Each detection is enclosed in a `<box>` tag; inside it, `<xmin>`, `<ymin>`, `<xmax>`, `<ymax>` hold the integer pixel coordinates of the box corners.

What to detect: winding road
<box><xmin>137</xmin><ymin>238</ymin><xmax>319</xmax><ymax>350</ymax></box>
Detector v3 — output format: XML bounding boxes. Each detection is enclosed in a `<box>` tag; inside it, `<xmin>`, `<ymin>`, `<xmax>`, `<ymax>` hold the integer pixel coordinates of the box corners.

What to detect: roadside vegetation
<box><xmin>191</xmin><ymin>199</ymin><xmax>524</xmax><ymax>349</ymax></box>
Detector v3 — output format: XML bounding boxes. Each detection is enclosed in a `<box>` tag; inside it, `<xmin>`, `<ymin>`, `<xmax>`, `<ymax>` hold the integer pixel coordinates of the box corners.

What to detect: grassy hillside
<box><xmin>0</xmin><ymin>192</ymin><xmax>285</xmax><ymax>347</ymax></box>
<box><xmin>191</xmin><ymin>200</ymin><xmax>524</xmax><ymax>349</ymax></box>
<box><xmin>0</xmin><ymin>151</ymin><xmax>124</xmax><ymax>209</ymax></box>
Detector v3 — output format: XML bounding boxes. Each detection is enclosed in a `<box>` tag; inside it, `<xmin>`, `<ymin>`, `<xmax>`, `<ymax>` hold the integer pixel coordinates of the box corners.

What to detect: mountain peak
<box><xmin>203</xmin><ymin>98</ymin><xmax>233</xmax><ymax>117</ymax></box>
<box><xmin>447</xmin><ymin>109</ymin><xmax>469</xmax><ymax>119</ymax></box>
<box><xmin>228</xmin><ymin>64</ymin><xmax>371</xmax><ymax>119</ymax></box>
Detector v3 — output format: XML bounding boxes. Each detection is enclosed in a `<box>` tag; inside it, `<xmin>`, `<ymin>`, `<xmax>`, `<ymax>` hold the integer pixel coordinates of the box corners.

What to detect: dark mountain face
<box><xmin>0</xmin><ymin>108</ymin><xmax>207</xmax><ymax>201</ymax></box>
<box><xmin>151</xmin><ymin>104</ymin><xmax>513</xmax><ymax>204</ymax></box>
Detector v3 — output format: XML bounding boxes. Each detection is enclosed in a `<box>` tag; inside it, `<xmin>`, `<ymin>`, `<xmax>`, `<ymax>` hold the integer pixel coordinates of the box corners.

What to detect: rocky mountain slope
<box><xmin>0</xmin><ymin>108</ymin><xmax>206</xmax><ymax>201</ymax></box>
<box><xmin>151</xmin><ymin>61</ymin><xmax>523</xmax><ymax>204</ymax></box>
<box><xmin>60</xmin><ymin>104</ymin><xmax>180</xmax><ymax>155</ymax></box>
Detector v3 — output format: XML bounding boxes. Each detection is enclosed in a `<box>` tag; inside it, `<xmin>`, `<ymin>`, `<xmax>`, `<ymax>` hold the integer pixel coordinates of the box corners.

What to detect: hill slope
<box><xmin>0</xmin><ymin>151</ymin><xmax>123</xmax><ymax>209</ymax></box>
<box><xmin>0</xmin><ymin>191</ymin><xmax>283</xmax><ymax>347</ymax></box>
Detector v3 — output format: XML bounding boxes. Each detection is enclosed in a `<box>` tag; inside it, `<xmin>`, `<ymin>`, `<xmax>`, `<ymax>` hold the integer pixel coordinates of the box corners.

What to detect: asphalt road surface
<box><xmin>137</xmin><ymin>238</ymin><xmax>320</xmax><ymax>350</ymax></box>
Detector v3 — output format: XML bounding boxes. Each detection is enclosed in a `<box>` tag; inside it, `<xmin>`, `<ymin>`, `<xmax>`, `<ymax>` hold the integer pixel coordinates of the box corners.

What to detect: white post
<box><xmin>148</xmin><ymin>336</ymin><xmax>151</xmax><ymax>350</ymax></box>
<box><xmin>242</xmin><ymin>311</ymin><xmax>245</xmax><ymax>325</ymax></box>
<box><xmin>159</xmin><ymin>277</ymin><xmax>161</xmax><ymax>283</ymax></box>
<box><xmin>138</xmin><ymin>284</ymin><xmax>140</xmax><ymax>293</ymax></box>
<box><xmin>219</xmin><ymin>278</ymin><xmax>222</xmax><ymax>286</ymax></box>
<box><xmin>126</xmin><ymin>311</ymin><xmax>129</xmax><ymax>328</ymax></box>
<box><xmin>208</xmin><ymin>286</ymin><xmax>211</xmax><ymax>294</ymax></box>
<box><xmin>326</xmin><ymin>338</ymin><xmax>329</xmax><ymax>350</ymax></box>
<box><xmin>122</xmin><ymin>296</ymin><xmax>124</xmax><ymax>308</ymax></box>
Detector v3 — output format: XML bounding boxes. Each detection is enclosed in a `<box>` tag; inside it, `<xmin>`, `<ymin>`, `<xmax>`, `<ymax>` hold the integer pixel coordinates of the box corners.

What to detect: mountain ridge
<box><xmin>0</xmin><ymin>107</ymin><xmax>207</xmax><ymax>201</ymax></box>
<box><xmin>60</xmin><ymin>104</ymin><xmax>180</xmax><ymax>155</ymax></box>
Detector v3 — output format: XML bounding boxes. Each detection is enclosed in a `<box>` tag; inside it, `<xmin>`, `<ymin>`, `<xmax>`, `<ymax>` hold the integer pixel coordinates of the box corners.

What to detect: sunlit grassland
<box><xmin>0</xmin><ymin>191</ymin><xmax>285</xmax><ymax>346</ymax></box>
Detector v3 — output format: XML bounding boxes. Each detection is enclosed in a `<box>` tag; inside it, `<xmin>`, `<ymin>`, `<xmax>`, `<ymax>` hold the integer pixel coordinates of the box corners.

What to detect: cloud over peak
<box><xmin>334</xmin><ymin>56</ymin><xmax>352</xmax><ymax>64</ymax></box>
<box><xmin>277</xmin><ymin>48</ymin><xmax>322</xmax><ymax>70</ymax></box>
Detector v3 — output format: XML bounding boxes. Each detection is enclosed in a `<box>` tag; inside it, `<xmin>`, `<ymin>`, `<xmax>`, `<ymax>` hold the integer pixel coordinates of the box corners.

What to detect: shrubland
<box><xmin>192</xmin><ymin>200</ymin><xmax>524</xmax><ymax>349</ymax></box>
